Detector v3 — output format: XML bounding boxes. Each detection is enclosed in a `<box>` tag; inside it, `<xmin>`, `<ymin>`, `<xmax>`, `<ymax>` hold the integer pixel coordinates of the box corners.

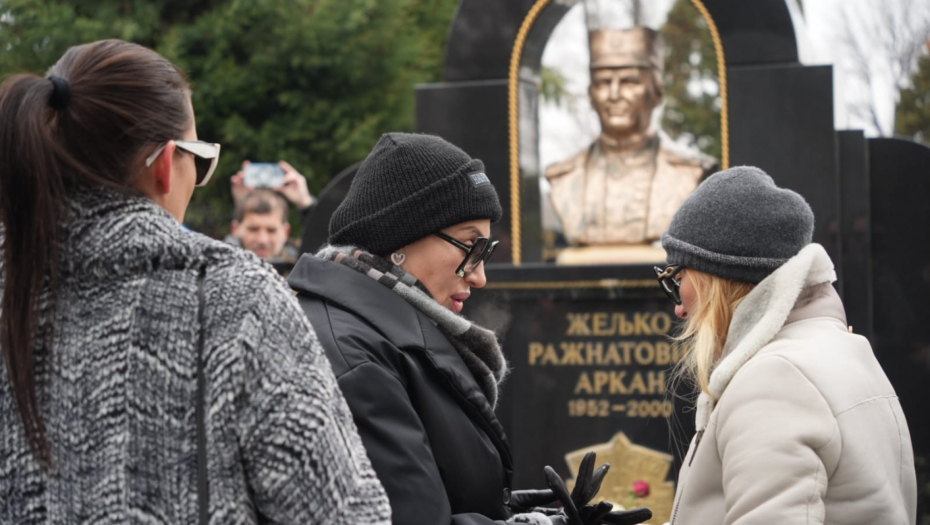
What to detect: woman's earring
<box><xmin>391</xmin><ymin>252</ymin><xmax>406</xmax><ymax>266</ymax></box>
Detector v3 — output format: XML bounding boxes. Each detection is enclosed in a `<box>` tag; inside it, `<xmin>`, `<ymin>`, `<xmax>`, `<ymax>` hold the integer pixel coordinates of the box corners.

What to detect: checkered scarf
<box><xmin>317</xmin><ymin>245</ymin><xmax>509</xmax><ymax>408</ymax></box>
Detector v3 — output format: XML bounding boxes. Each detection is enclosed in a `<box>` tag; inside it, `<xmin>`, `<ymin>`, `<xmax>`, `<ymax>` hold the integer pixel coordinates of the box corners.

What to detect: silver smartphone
<box><xmin>244</xmin><ymin>163</ymin><xmax>285</xmax><ymax>188</ymax></box>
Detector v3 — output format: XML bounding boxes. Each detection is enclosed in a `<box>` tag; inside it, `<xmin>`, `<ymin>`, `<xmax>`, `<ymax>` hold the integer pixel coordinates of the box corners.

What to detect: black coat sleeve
<box><xmin>337</xmin><ymin>361</ymin><xmax>513</xmax><ymax>525</ymax></box>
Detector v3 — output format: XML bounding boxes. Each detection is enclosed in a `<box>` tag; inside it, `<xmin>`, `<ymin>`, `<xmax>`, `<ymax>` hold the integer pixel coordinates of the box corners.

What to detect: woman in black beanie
<box><xmin>288</xmin><ymin>133</ymin><xmax>651</xmax><ymax>525</ymax></box>
<box><xmin>656</xmin><ymin>166</ymin><xmax>916</xmax><ymax>524</ymax></box>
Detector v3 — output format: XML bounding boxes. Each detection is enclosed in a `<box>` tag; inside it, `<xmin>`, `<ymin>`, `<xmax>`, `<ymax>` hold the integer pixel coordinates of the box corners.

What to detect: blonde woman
<box><xmin>656</xmin><ymin>166</ymin><xmax>917</xmax><ymax>525</ymax></box>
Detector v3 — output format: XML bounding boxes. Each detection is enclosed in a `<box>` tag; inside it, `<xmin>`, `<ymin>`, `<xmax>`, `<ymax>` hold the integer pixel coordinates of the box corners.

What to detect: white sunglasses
<box><xmin>145</xmin><ymin>140</ymin><xmax>222</xmax><ymax>187</ymax></box>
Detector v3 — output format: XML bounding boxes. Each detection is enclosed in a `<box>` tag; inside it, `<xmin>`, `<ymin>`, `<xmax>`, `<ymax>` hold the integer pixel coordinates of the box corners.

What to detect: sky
<box><xmin>797</xmin><ymin>0</ymin><xmax>898</xmax><ymax>136</ymax></box>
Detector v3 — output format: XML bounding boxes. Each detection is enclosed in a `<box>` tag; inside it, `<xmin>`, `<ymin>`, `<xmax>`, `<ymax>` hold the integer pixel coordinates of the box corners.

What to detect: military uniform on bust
<box><xmin>547</xmin><ymin>132</ymin><xmax>715</xmax><ymax>246</ymax></box>
<box><xmin>544</xmin><ymin>26</ymin><xmax>717</xmax><ymax>256</ymax></box>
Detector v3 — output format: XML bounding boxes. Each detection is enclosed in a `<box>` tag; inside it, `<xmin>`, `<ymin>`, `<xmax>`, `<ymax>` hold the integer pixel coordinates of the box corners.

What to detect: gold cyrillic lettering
<box><xmin>647</xmin><ymin>370</ymin><xmax>666</xmax><ymax>395</ymax></box>
<box><xmin>652</xmin><ymin>312</ymin><xmax>672</xmax><ymax>334</ymax></box>
<box><xmin>628</xmin><ymin>372</ymin><xmax>647</xmax><ymax>394</ymax></box>
<box><xmin>586</xmin><ymin>342</ymin><xmax>604</xmax><ymax>365</ymax></box>
<box><xmin>634</xmin><ymin>312</ymin><xmax>652</xmax><ymax>335</ymax></box>
<box><xmin>540</xmin><ymin>344</ymin><xmax>559</xmax><ymax>365</ymax></box>
<box><xmin>634</xmin><ymin>341</ymin><xmax>654</xmax><ymax>365</ymax></box>
<box><xmin>655</xmin><ymin>341</ymin><xmax>671</xmax><ymax>365</ymax></box>
<box><xmin>566</xmin><ymin>313</ymin><xmax>591</xmax><ymax>336</ymax></box>
<box><xmin>593</xmin><ymin>371</ymin><xmax>609</xmax><ymax>394</ymax></box>
<box><xmin>604</xmin><ymin>343</ymin><xmax>622</xmax><ymax>365</ymax></box>
<box><xmin>560</xmin><ymin>342</ymin><xmax>586</xmax><ymax>365</ymax></box>
<box><xmin>619</xmin><ymin>314</ymin><xmax>634</xmax><ymax>336</ymax></box>
<box><xmin>609</xmin><ymin>371</ymin><xmax>629</xmax><ymax>394</ymax></box>
<box><xmin>528</xmin><ymin>342</ymin><xmax>544</xmax><ymax>365</ymax></box>
<box><xmin>574</xmin><ymin>372</ymin><xmax>593</xmax><ymax>394</ymax></box>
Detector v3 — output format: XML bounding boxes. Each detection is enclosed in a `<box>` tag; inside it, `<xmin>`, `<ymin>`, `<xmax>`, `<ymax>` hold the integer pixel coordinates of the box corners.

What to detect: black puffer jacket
<box><xmin>288</xmin><ymin>254</ymin><xmax>515</xmax><ymax>525</ymax></box>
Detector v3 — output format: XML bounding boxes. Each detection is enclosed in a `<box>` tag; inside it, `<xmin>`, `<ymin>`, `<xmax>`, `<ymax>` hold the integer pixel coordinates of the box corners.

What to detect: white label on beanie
<box><xmin>469</xmin><ymin>172</ymin><xmax>490</xmax><ymax>187</ymax></box>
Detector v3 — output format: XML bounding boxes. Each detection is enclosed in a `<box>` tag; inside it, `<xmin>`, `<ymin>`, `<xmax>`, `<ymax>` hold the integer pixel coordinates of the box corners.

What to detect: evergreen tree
<box><xmin>896</xmin><ymin>52</ymin><xmax>930</xmax><ymax>144</ymax></box>
<box><xmin>0</xmin><ymin>0</ymin><xmax>459</xmax><ymax>237</ymax></box>
<box><xmin>660</xmin><ymin>0</ymin><xmax>722</xmax><ymax>161</ymax></box>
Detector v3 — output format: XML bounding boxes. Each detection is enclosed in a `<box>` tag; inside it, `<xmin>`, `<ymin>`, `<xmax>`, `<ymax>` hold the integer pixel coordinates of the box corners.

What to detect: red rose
<box><xmin>632</xmin><ymin>480</ymin><xmax>650</xmax><ymax>498</ymax></box>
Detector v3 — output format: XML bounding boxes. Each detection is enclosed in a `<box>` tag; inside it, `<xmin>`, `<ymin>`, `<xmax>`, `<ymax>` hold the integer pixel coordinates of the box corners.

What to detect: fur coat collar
<box><xmin>694</xmin><ymin>243</ymin><xmax>837</xmax><ymax>432</ymax></box>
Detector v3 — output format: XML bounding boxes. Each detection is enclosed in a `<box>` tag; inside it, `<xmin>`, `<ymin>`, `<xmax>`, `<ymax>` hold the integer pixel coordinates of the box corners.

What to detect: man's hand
<box><xmin>275</xmin><ymin>160</ymin><xmax>315</xmax><ymax>211</ymax></box>
<box><xmin>230</xmin><ymin>160</ymin><xmax>252</xmax><ymax>208</ymax></box>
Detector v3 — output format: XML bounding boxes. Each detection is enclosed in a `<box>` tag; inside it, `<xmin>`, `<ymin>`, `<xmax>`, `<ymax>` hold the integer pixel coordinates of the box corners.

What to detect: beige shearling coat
<box><xmin>669</xmin><ymin>244</ymin><xmax>917</xmax><ymax>525</ymax></box>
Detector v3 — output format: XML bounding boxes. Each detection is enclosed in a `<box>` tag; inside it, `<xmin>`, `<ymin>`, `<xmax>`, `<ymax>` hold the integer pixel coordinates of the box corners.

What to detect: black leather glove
<box><xmin>569</xmin><ymin>451</ymin><xmax>610</xmax><ymax>507</ymax></box>
<box><xmin>543</xmin><ymin>452</ymin><xmax>653</xmax><ymax>525</ymax></box>
<box><xmin>596</xmin><ymin>508</ymin><xmax>652</xmax><ymax>525</ymax></box>
<box><xmin>509</xmin><ymin>450</ymin><xmax>608</xmax><ymax>516</ymax></box>
<box><xmin>508</xmin><ymin>489</ymin><xmax>559</xmax><ymax>513</ymax></box>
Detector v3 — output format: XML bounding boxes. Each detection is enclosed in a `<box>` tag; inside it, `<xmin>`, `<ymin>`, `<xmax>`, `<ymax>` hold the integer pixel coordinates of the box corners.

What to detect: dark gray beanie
<box><xmin>329</xmin><ymin>133</ymin><xmax>502</xmax><ymax>255</ymax></box>
<box><xmin>661</xmin><ymin>166</ymin><xmax>814</xmax><ymax>284</ymax></box>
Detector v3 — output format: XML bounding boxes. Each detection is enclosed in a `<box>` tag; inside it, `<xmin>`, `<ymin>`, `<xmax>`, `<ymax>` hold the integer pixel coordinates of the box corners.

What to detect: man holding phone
<box><xmin>231</xmin><ymin>160</ymin><xmax>316</xmax><ymax>212</ymax></box>
<box><xmin>228</xmin><ymin>160</ymin><xmax>316</xmax><ymax>275</ymax></box>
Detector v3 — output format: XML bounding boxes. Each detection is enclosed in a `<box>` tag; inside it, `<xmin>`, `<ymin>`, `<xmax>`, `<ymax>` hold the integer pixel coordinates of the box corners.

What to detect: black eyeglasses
<box><xmin>145</xmin><ymin>139</ymin><xmax>222</xmax><ymax>187</ymax></box>
<box><xmin>654</xmin><ymin>264</ymin><xmax>684</xmax><ymax>305</ymax></box>
<box><xmin>435</xmin><ymin>232</ymin><xmax>499</xmax><ymax>277</ymax></box>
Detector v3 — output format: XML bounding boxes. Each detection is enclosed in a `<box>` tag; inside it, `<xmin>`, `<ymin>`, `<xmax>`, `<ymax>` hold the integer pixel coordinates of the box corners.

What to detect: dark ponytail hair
<box><xmin>0</xmin><ymin>39</ymin><xmax>192</xmax><ymax>467</ymax></box>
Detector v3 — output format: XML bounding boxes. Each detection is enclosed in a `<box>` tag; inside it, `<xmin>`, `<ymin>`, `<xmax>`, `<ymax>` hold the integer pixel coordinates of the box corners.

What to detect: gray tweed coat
<box><xmin>0</xmin><ymin>187</ymin><xmax>391</xmax><ymax>524</ymax></box>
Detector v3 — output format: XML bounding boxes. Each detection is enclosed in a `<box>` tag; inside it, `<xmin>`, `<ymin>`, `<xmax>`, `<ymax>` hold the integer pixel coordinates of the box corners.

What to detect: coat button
<box><xmin>502</xmin><ymin>488</ymin><xmax>511</xmax><ymax>505</ymax></box>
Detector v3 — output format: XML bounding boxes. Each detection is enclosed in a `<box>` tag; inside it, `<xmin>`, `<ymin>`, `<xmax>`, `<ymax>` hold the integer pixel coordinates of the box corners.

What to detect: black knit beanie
<box><xmin>329</xmin><ymin>133</ymin><xmax>503</xmax><ymax>255</ymax></box>
<box><xmin>661</xmin><ymin>166</ymin><xmax>814</xmax><ymax>284</ymax></box>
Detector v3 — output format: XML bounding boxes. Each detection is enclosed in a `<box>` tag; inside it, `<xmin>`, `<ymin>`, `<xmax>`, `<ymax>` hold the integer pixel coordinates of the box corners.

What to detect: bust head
<box><xmin>587</xmin><ymin>27</ymin><xmax>665</xmax><ymax>141</ymax></box>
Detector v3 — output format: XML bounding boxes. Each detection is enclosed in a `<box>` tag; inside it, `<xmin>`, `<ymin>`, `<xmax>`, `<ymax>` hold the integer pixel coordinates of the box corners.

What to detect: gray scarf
<box><xmin>317</xmin><ymin>245</ymin><xmax>509</xmax><ymax>408</ymax></box>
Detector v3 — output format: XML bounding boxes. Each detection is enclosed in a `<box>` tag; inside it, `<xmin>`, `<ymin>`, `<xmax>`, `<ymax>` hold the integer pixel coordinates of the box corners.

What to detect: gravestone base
<box><xmin>468</xmin><ymin>263</ymin><xmax>695</xmax><ymax>525</ymax></box>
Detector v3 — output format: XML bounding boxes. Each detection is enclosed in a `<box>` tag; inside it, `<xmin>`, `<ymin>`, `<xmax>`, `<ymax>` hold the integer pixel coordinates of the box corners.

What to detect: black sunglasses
<box><xmin>654</xmin><ymin>264</ymin><xmax>685</xmax><ymax>305</ymax></box>
<box><xmin>435</xmin><ymin>232</ymin><xmax>499</xmax><ymax>277</ymax></box>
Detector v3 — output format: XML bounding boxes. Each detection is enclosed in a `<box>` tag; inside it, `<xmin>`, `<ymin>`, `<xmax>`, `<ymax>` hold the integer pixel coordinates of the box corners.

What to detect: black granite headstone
<box><xmin>868</xmin><ymin>138</ymin><xmax>930</xmax><ymax>517</ymax></box>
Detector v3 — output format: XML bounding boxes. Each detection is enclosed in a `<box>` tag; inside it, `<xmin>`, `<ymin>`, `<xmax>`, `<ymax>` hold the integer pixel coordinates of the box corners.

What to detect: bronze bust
<box><xmin>545</xmin><ymin>27</ymin><xmax>717</xmax><ymax>251</ymax></box>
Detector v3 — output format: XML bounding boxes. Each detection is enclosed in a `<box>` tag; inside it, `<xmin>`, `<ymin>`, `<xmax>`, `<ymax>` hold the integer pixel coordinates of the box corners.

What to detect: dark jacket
<box><xmin>288</xmin><ymin>254</ymin><xmax>516</xmax><ymax>525</ymax></box>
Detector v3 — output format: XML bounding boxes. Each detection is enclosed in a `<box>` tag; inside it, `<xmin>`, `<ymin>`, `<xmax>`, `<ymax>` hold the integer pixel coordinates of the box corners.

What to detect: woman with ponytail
<box><xmin>0</xmin><ymin>39</ymin><xmax>390</xmax><ymax>523</ymax></box>
<box><xmin>658</xmin><ymin>166</ymin><xmax>916</xmax><ymax>525</ymax></box>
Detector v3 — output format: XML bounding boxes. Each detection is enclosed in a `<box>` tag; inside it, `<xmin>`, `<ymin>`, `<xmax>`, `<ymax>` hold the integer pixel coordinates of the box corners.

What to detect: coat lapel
<box><xmin>415</xmin><ymin>312</ymin><xmax>514</xmax><ymax>470</ymax></box>
<box><xmin>289</xmin><ymin>255</ymin><xmax>514</xmax><ymax>471</ymax></box>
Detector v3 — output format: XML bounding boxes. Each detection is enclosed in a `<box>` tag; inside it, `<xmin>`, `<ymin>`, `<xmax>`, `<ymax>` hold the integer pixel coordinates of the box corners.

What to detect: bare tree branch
<box><xmin>835</xmin><ymin>0</ymin><xmax>930</xmax><ymax>136</ymax></box>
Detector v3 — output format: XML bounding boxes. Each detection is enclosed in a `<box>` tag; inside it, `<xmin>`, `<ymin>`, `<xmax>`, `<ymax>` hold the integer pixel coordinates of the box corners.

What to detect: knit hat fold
<box><xmin>661</xmin><ymin>166</ymin><xmax>814</xmax><ymax>283</ymax></box>
<box><xmin>329</xmin><ymin>133</ymin><xmax>502</xmax><ymax>255</ymax></box>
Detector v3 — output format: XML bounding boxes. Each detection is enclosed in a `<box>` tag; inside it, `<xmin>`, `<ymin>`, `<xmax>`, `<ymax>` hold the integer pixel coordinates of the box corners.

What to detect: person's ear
<box><xmin>231</xmin><ymin>220</ymin><xmax>239</xmax><ymax>236</ymax></box>
<box><xmin>283</xmin><ymin>223</ymin><xmax>291</xmax><ymax>238</ymax></box>
<box><xmin>154</xmin><ymin>140</ymin><xmax>177</xmax><ymax>195</ymax></box>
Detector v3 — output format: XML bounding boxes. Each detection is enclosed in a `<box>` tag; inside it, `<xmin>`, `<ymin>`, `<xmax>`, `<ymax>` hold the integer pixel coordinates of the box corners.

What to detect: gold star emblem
<box><xmin>565</xmin><ymin>432</ymin><xmax>676</xmax><ymax>525</ymax></box>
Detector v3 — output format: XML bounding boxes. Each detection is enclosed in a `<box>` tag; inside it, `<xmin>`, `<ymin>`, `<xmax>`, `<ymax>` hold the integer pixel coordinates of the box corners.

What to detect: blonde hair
<box><xmin>672</xmin><ymin>269</ymin><xmax>755</xmax><ymax>397</ymax></box>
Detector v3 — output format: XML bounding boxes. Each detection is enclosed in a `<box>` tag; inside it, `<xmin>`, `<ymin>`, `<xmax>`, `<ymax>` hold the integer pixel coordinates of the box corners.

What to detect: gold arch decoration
<box><xmin>507</xmin><ymin>0</ymin><xmax>729</xmax><ymax>265</ymax></box>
